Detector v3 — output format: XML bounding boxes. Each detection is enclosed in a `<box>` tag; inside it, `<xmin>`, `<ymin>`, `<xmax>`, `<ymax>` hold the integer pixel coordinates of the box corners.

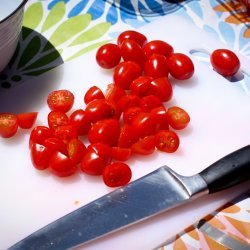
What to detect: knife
<box><xmin>9</xmin><ymin>145</ymin><xmax>250</xmax><ymax>250</ymax></box>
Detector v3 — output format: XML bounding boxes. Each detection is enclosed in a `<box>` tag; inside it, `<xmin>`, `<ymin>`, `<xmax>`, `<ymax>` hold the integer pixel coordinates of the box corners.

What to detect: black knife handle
<box><xmin>199</xmin><ymin>145</ymin><xmax>250</xmax><ymax>194</ymax></box>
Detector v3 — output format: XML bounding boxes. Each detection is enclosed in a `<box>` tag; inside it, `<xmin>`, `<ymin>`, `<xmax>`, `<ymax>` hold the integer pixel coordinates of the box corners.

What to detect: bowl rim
<box><xmin>0</xmin><ymin>0</ymin><xmax>29</xmax><ymax>24</ymax></box>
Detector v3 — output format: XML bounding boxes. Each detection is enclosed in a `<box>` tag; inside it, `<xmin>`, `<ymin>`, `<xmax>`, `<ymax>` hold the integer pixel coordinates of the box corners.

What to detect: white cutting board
<box><xmin>1</xmin><ymin>14</ymin><xmax>250</xmax><ymax>250</ymax></box>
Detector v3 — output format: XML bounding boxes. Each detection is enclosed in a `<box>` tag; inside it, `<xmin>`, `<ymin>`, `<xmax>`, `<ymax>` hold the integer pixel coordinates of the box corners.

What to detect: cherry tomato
<box><xmin>17</xmin><ymin>112</ymin><xmax>38</xmax><ymax>129</ymax></box>
<box><xmin>167</xmin><ymin>53</ymin><xmax>194</xmax><ymax>80</ymax></box>
<box><xmin>89</xmin><ymin>143</ymin><xmax>111</xmax><ymax>164</ymax></box>
<box><xmin>29</xmin><ymin>126</ymin><xmax>53</xmax><ymax>148</ymax></box>
<box><xmin>102</xmin><ymin>162</ymin><xmax>132</xmax><ymax>187</ymax></box>
<box><xmin>96</xmin><ymin>43</ymin><xmax>121</xmax><ymax>69</ymax></box>
<box><xmin>47</xmin><ymin>111</ymin><xmax>69</xmax><ymax>130</ymax></box>
<box><xmin>144</xmin><ymin>54</ymin><xmax>169</xmax><ymax>79</ymax></box>
<box><xmin>85</xmin><ymin>99</ymin><xmax>116</xmax><ymax>123</ymax></box>
<box><xmin>69</xmin><ymin>109</ymin><xmax>91</xmax><ymax>136</ymax></box>
<box><xmin>120</xmin><ymin>39</ymin><xmax>146</xmax><ymax>67</ymax></box>
<box><xmin>30</xmin><ymin>143</ymin><xmax>52</xmax><ymax>170</ymax></box>
<box><xmin>210</xmin><ymin>49</ymin><xmax>240</xmax><ymax>77</ymax></box>
<box><xmin>105</xmin><ymin>83</ymin><xmax>126</xmax><ymax>105</ymax></box>
<box><xmin>123</xmin><ymin>106</ymin><xmax>143</xmax><ymax>124</ymax></box>
<box><xmin>110</xmin><ymin>147</ymin><xmax>132</xmax><ymax>161</ymax></box>
<box><xmin>129</xmin><ymin>76</ymin><xmax>152</xmax><ymax>97</ymax></box>
<box><xmin>131</xmin><ymin>135</ymin><xmax>156</xmax><ymax>155</ymax></box>
<box><xmin>84</xmin><ymin>86</ymin><xmax>105</xmax><ymax>105</ymax></box>
<box><xmin>113</xmin><ymin>61</ymin><xmax>142</xmax><ymax>90</ymax></box>
<box><xmin>118</xmin><ymin>125</ymin><xmax>139</xmax><ymax>148</ymax></box>
<box><xmin>54</xmin><ymin>125</ymin><xmax>78</xmax><ymax>144</ymax></box>
<box><xmin>49</xmin><ymin>151</ymin><xmax>77</xmax><ymax>177</ymax></box>
<box><xmin>0</xmin><ymin>113</ymin><xmax>18</xmax><ymax>138</ymax></box>
<box><xmin>67</xmin><ymin>138</ymin><xmax>86</xmax><ymax>164</ymax></box>
<box><xmin>116</xmin><ymin>94</ymin><xmax>140</xmax><ymax>113</ymax></box>
<box><xmin>150</xmin><ymin>106</ymin><xmax>169</xmax><ymax>131</ymax></box>
<box><xmin>117</xmin><ymin>30</ymin><xmax>147</xmax><ymax>47</ymax></box>
<box><xmin>43</xmin><ymin>137</ymin><xmax>68</xmax><ymax>155</ymax></box>
<box><xmin>149</xmin><ymin>77</ymin><xmax>173</xmax><ymax>102</ymax></box>
<box><xmin>166</xmin><ymin>106</ymin><xmax>190</xmax><ymax>130</ymax></box>
<box><xmin>155</xmin><ymin>130</ymin><xmax>179</xmax><ymax>153</ymax></box>
<box><xmin>143</xmin><ymin>40</ymin><xmax>173</xmax><ymax>58</ymax></box>
<box><xmin>139</xmin><ymin>95</ymin><xmax>163</xmax><ymax>112</ymax></box>
<box><xmin>88</xmin><ymin>118</ymin><xmax>120</xmax><ymax>146</ymax></box>
<box><xmin>47</xmin><ymin>89</ymin><xmax>74</xmax><ymax>113</ymax></box>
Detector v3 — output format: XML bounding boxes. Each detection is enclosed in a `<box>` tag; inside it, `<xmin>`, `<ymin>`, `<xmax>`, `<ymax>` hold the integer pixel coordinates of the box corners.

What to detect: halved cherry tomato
<box><xmin>67</xmin><ymin>138</ymin><xmax>86</xmax><ymax>164</ymax></box>
<box><xmin>139</xmin><ymin>95</ymin><xmax>163</xmax><ymax>112</ymax></box>
<box><xmin>123</xmin><ymin>106</ymin><xmax>143</xmax><ymax>124</ymax></box>
<box><xmin>17</xmin><ymin>112</ymin><xmax>38</xmax><ymax>129</ymax></box>
<box><xmin>47</xmin><ymin>89</ymin><xmax>74</xmax><ymax>113</ymax></box>
<box><xmin>110</xmin><ymin>147</ymin><xmax>132</xmax><ymax>161</ymax></box>
<box><xmin>29</xmin><ymin>126</ymin><xmax>53</xmax><ymax>148</ymax></box>
<box><xmin>84</xmin><ymin>86</ymin><xmax>105</xmax><ymax>105</ymax></box>
<box><xmin>143</xmin><ymin>40</ymin><xmax>173</xmax><ymax>59</ymax></box>
<box><xmin>0</xmin><ymin>113</ymin><xmax>18</xmax><ymax>138</ymax></box>
<box><xmin>155</xmin><ymin>130</ymin><xmax>179</xmax><ymax>153</ymax></box>
<box><xmin>69</xmin><ymin>109</ymin><xmax>91</xmax><ymax>136</ymax></box>
<box><xmin>118</xmin><ymin>124</ymin><xmax>139</xmax><ymax>148</ymax></box>
<box><xmin>210</xmin><ymin>49</ymin><xmax>240</xmax><ymax>77</ymax></box>
<box><xmin>105</xmin><ymin>83</ymin><xmax>126</xmax><ymax>105</ymax></box>
<box><xmin>96</xmin><ymin>43</ymin><xmax>121</xmax><ymax>69</ymax></box>
<box><xmin>102</xmin><ymin>162</ymin><xmax>132</xmax><ymax>187</ymax></box>
<box><xmin>49</xmin><ymin>151</ymin><xmax>77</xmax><ymax>177</ymax></box>
<box><xmin>43</xmin><ymin>137</ymin><xmax>68</xmax><ymax>155</ymax></box>
<box><xmin>117</xmin><ymin>30</ymin><xmax>147</xmax><ymax>47</ymax></box>
<box><xmin>89</xmin><ymin>143</ymin><xmax>111</xmax><ymax>164</ymax></box>
<box><xmin>131</xmin><ymin>135</ymin><xmax>155</xmax><ymax>155</ymax></box>
<box><xmin>129</xmin><ymin>76</ymin><xmax>152</xmax><ymax>97</ymax></box>
<box><xmin>166</xmin><ymin>106</ymin><xmax>190</xmax><ymax>130</ymax></box>
<box><xmin>54</xmin><ymin>125</ymin><xmax>78</xmax><ymax>144</ymax></box>
<box><xmin>150</xmin><ymin>106</ymin><xmax>169</xmax><ymax>131</ymax></box>
<box><xmin>47</xmin><ymin>111</ymin><xmax>69</xmax><ymax>130</ymax></box>
<box><xmin>113</xmin><ymin>61</ymin><xmax>142</xmax><ymax>90</ymax></box>
<box><xmin>167</xmin><ymin>53</ymin><xmax>194</xmax><ymax>80</ymax></box>
<box><xmin>88</xmin><ymin>118</ymin><xmax>120</xmax><ymax>146</ymax></box>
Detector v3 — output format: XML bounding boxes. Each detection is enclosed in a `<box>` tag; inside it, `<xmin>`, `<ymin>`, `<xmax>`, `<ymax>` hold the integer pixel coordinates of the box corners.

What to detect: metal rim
<box><xmin>0</xmin><ymin>0</ymin><xmax>29</xmax><ymax>24</ymax></box>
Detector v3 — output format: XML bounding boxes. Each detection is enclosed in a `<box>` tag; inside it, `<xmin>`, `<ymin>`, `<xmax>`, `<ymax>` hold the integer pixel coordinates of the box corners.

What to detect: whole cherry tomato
<box><xmin>47</xmin><ymin>89</ymin><xmax>74</xmax><ymax>113</ymax></box>
<box><xmin>29</xmin><ymin>126</ymin><xmax>53</xmax><ymax>148</ymax></box>
<box><xmin>110</xmin><ymin>147</ymin><xmax>132</xmax><ymax>161</ymax></box>
<box><xmin>84</xmin><ymin>86</ymin><xmax>105</xmax><ymax>105</ymax></box>
<box><xmin>48</xmin><ymin>111</ymin><xmax>69</xmax><ymax>130</ymax></box>
<box><xmin>43</xmin><ymin>137</ymin><xmax>68</xmax><ymax>155</ymax></box>
<box><xmin>116</xmin><ymin>94</ymin><xmax>140</xmax><ymax>113</ymax></box>
<box><xmin>67</xmin><ymin>138</ymin><xmax>86</xmax><ymax>164</ymax></box>
<box><xmin>89</xmin><ymin>143</ymin><xmax>111</xmax><ymax>165</ymax></box>
<box><xmin>167</xmin><ymin>53</ymin><xmax>194</xmax><ymax>80</ymax></box>
<box><xmin>143</xmin><ymin>40</ymin><xmax>173</xmax><ymax>59</ymax></box>
<box><xmin>0</xmin><ymin>113</ymin><xmax>18</xmax><ymax>138</ymax></box>
<box><xmin>129</xmin><ymin>76</ymin><xmax>152</xmax><ymax>97</ymax></box>
<box><xmin>131</xmin><ymin>135</ymin><xmax>156</xmax><ymax>155</ymax></box>
<box><xmin>102</xmin><ymin>162</ymin><xmax>132</xmax><ymax>187</ymax></box>
<box><xmin>150</xmin><ymin>106</ymin><xmax>169</xmax><ymax>131</ymax></box>
<box><xmin>139</xmin><ymin>95</ymin><xmax>163</xmax><ymax>112</ymax></box>
<box><xmin>54</xmin><ymin>125</ymin><xmax>78</xmax><ymax>144</ymax></box>
<box><xmin>155</xmin><ymin>130</ymin><xmax>179</xmax><ymax>153</ymax></box>
<box><xmin>210</xmin><ymin>49</ymin><xmax>240</xmax><ymax>77</ymax></box>
<box><xmin>118</xmin><ymin>124</ymin><xmax>139</xmax><ymax>148</ymax></box>
<box><xmin>96</xmin><ymin>43</ymin><xmax>121</xmax><ymax>69</ymax></box>
<box><xmin>113</xmin><ymin>61</ymin><xmax>142</xmax><ymax>90</ymax></box>
<box><xmin>117</xmin><ymin>30</ymin><xmax>147</xmax><ymax>47</ymax></box>
<box><xmin>105</xmin><ymin>83</ymin><xmax>126</xmax><ymax>105</ymax></box>
<box><xmin>17</xmin><ymin>112</ymin><xmax>38</xmax><ymax>129</ymax></box>
<box><xmin>144</xmin><ymin>54</ymin><xmax>169</xmax><ymax>79</ymax></box>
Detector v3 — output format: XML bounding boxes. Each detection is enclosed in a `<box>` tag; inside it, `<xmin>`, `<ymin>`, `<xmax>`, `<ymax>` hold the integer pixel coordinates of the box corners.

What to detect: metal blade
<box><xmin>9</xmin><ymin>166</ymin><xmax>208</xmax><ymax>250</ymax></box>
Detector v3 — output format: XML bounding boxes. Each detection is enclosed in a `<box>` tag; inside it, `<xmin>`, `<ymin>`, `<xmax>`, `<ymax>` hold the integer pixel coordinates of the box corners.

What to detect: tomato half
<box><xmin>84</xmin><ymin>86</ymin><xmax>105</xmax><ymax>105</ymax></box>
<box><xmin>155</xmin><ymin>130</ymin><xmax>179</xmax><ymax>153</ymax></box>
<box><xmin>17</xmin><ymin>112</ymin><xmax>38</xmax><ymax>129</ymax></box>
<box><xmin>110</xmin><ymin>147</ymin><xmax>132</xmax><ymax>161</ymax></box>
<box><xmin>54</xmin><ymin>125</ymin><xmax>78</xmax><ymax>144</ymax></box>
<box><xmin>131</xmin><ymin>135</ymin><xmax>156</xmax><ymax>155</ymax></box>
<box><xmin>48</xmin><ymin>111</ymin><xmax>69</xmax><ymax>130</ymax></box>
<box><xmin>129</xmin><ymin>76</ymin><xmax>152</xmax><ymax>97</ymax></box>
<box><xmin>0</xmin><ymin>113</ymin><xmax>18</xmax><ymax>138</ymax></box>
<box><xmin>67</xmin><ymin>138</ymin><xmax>86</xmax><ymax>164</ymax></box>
<box><xmin>29</xmin><ymin>126</ymin><xmax>53</xmax><ymax>148</ymax></box>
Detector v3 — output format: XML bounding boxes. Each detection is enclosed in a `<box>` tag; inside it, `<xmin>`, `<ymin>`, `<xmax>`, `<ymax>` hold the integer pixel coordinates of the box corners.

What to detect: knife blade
<box><xmin>9</xmin><ymin>145</ymin><xmax>250</xmax><ymax>250</ymax></box>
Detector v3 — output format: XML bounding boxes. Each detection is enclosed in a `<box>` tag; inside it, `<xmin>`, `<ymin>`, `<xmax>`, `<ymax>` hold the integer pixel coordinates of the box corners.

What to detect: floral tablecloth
<box><xmin>1</xmin><ymin>0</ymin><xmax>249</xmax><ymax>249</ymax></box>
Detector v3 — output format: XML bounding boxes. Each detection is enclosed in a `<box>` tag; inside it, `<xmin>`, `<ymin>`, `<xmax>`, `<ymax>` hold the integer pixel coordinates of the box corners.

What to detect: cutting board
<box><xmin>1</xmin><ymin>14</ymin><xmax>250</xmax><ymax>250</ymax></box>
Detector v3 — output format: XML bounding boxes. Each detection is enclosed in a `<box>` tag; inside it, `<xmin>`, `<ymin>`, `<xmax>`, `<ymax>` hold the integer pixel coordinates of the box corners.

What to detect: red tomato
<box><xmin>150</xmin><ymin>106</ymin><xmax>169</xmax><ymax>131</ymax></box>
<box><xmin>116</xmin><ymin>94</ymin><xmax>140</xmax><ymax>113</ymax></box>
<box><xmin>149</xmin><ymin>77</ymin><xmax>173</xmax><ymax>102</ymax></box>
<box><xmin>85</xmin><ymin>99</ymin><xmax>116</xmax><ymax>123</ymax></box>
<box><xmin>105</xmin><ymin>83</ymin><xmax>126</xmax><ymax>105</ymax></box>
<box><xmin>166</xmin><ymin>106</ymin><xmax>190</xmax><ymax>130</ymax></box>
<box><xmin>47</xmin><ymin>111</ymin><xmax>69</xmax><ymax>130</ymax></box>
<box><xmin>54</xmin><ymin>125</ymin><xmax>78</xmax><ymax>144</ymax></box>
<box><xmin>96</xmin><ymin>43</ymin><xmax>121</xmax><ymax>69</ymax></box>
<box><xmin>110</xmin><ymin>147</ymin><xmax>132</xmax><ymax>161</ymax></box>
<box><xmin>30</xmin><ymin>143</ymin><xmax>52</xmax><ymax>170</ymax></box>
<box><xmin>167</xmin><ymin>53</ymin><xmax>194</xmax><ymax>80</ymax></box>
<box><xmin>43</xmin><ymin>137</ymin><xmax>68</xmax><ymax>155</ymax></box>
<box><xmin>129</xmin><ymin>76</ymin><xmax>152</xmax><ymax>97</ymax></box>
<box><xmin>17</xmin><ymin>112</ymin><xmax>38</xmax><ymax>129</ymax></box>
<box><xmin>84</xmin><ymin>86</ymin><xmax>105</xmax><ymax>105</ymax></box>
<box><xmin>117</xmin><ymin>30</ymin><xmax>147</xmax><ymax>47</ymax></box>
<box><xmin>120</xmin><ymin>39</ymin><xmax>146</xmax><ymax>67</ymax></box>
<box><xmin>143</xmin><ymin>40</ymin><xmax>173</xmax><ymax>58</ymax></box>
<box><xmin>67</xmin><ymin>138</ymin><xmax>86</xmax><ymax>164</ymax></box>
<box><xmin>88</xmin><ymin>143</ymin><xmax>111</xmax><ymax>164</ymax></box>
<box><xmin>139</xmin><ymin>95</ymin><xmax>163</xmax><ymax>112</ymax></box>
<box><xmin>69</xmin><ymin>109</ymin><xmax>91</xmax><ymax>136</ymax></box>
<box><xmin>0</xmin><ymin>113</ymin><xmax>18</xmax><ymax>138</ymax></box>
<box><xmin>210</xmin><ymin>49</ymin><xmax>240</xmax><ymax>77</ymax></box>
<box><xmin>113</xmin><ymin>61</ymin><xmax>142</xmax><ymax>90</ymax></box>
<box><xmin>29</xmin><ymin>126</ymin><xmax>53</xmax><ymax>148</ymax></box>
<box><xmin>144</xmin><ymin>54</ymin><xmax>169</xmax><ymax>79</ymax></box>
<box><xmin>88</xmin><ymin>118</ymin><xmax>120</xmax><ymax>146</ymax></box>
<box><xmin>47</xmin><ymin>89</ymin><xmax>74</xmax><ymax>113</ymax></box>
<box><xmin>118</xmin><ymin>125</ymin><xmax>139</xmax><ymax>148</ymax></box>
<box><xmin>123</xmin><ymin>106</ymin><xmax>143</xmax><ymax>124</ymax></box>
<box><xmin>49</xmin><ymin>151</ymin><xmax>77</xmax><ymax>177</ymax></box>
<box><xmin>102</xmin><ymin>162</ymin><xmax>132</xmax><ymax>187</ymax></box>
<box><xmin>155</xmin><ymin>130</ymin><xmax>179</xmax><ymax>153</ymax></box>
<box><xmin>131</xmin><ymin>135</ymin><xmax>156</xmax><ymax>155</ymax></box>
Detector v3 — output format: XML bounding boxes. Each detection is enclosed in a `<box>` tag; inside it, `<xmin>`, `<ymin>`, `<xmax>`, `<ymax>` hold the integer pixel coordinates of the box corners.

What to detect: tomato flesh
<box><xmin>67</xmin><ymin>138</ymin><xmax>86</xmax><ymax>164</ymax></box>
<box><xmin>131</xmin><ymin>135</ymin><xmax>156</xmax><ymax>155</ymax></box>
<box><xmin>0</xmin><ymin>113</ymin><xmax>18</xmax><ymax>138</ymax></box>
<box><xmin>155</xmin><ymin>130</ymin><xmax>179</xmax><ymax>153</ymax></box>
<box><xmin>48</xmin><ymin>111</ymin><xmax>69</xmax><ymax>130</ymax></box>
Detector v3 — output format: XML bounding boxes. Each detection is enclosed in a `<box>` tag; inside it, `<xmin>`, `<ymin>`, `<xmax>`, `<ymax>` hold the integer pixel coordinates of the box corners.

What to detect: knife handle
<box><xmin>199</xmin><ymin>145</ymin><xmax>250</xmax><ymax>194</ymax></box>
